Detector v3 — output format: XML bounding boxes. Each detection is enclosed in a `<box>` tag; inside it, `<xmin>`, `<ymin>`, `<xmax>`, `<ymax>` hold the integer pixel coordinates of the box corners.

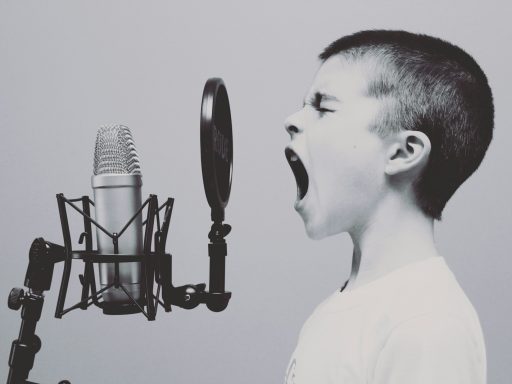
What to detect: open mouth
<box><xmin>285</xmin><ymin>148</ymin><xmax>309</xmax><ymax>201</ymax></box>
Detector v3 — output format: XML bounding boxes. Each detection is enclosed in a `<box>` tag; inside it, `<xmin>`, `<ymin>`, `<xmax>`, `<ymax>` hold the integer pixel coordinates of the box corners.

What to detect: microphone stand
<box><xmin>7</xmin><ymin>238</ymin><xmax>69</xmax><ymax>384</ymax></box>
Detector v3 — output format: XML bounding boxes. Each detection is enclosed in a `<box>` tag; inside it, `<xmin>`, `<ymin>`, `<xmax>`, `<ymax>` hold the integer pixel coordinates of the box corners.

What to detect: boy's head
<box><xmin>285</xmin><ymin>30</ymin><xmax>493</xmax><ymax>239</ymax></box>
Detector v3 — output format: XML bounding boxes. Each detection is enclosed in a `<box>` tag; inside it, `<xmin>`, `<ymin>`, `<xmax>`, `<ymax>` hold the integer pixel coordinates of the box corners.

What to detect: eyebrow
<box><xmin>302</xmin><ymin>92</ymin><xmax>340</xmax><ymax>107</ymax></box>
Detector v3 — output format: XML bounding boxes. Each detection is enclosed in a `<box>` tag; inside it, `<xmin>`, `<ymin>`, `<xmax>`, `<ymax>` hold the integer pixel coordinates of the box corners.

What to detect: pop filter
<box><xmin>200</xmin><ymin>78</ymin><xmax>233</xmax><ymax>222</ymax></box>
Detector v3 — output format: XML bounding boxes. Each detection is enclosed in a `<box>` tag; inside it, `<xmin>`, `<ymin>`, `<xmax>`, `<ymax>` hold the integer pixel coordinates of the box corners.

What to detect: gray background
<box><xmin>0</xmin><ymin>0</ymin><xmax>510</xmax><ymax>383</ymax></box>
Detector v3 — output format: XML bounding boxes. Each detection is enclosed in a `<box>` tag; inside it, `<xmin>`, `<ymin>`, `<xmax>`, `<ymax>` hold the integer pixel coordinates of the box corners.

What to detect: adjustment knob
<box><xmin>31</xmin><ymin>334</ymin><xmax>42</xmax><ymax>353</ymax></box>
<box><xmin>181</xmin><ymin>285</ymin><xmax>200</xmax><ymax>309</ymax></box>
<box><xmin>8</xmin><ymin>287</ymin><xmax>25</xmax><ymax>311</ymax></box>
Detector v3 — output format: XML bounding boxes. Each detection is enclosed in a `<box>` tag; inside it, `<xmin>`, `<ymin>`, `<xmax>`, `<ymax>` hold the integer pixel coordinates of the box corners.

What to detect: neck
<box><xmin>345</xmin><ymin>194</ymin><xmax>438</xmax><ymax>291</ymax></box>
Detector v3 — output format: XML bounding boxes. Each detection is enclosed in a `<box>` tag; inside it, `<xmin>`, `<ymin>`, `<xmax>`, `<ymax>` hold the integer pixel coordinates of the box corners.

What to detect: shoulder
<box><xmin>366</xmin><ymin>258</ymin><xmax>486</xmax><ymax>382</ymax></box>
<box><xmin>371</xmin><ymin>313</ymin><xmax>486</xmax><ymax>384</ymax></box>
<box><xmin>378</xmin><ymin>257</ymin><xmax>481</xmax><ymax>325</ymax></box>
<box><xmin>383</xmin><ymin>313</ymin><xmax>481</xmax><ymax>354</ymax></box>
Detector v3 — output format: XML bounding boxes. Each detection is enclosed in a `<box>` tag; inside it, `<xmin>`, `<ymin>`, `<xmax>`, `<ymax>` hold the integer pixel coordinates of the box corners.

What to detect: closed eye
<box><xmin>316</xmin><ymin>106</ymin><xmax>334</xmax><ymax>113</ymax></box>
<box><xmin>304</xmin><ymin>92</ymin><xmax>335</xmax><ymax>114</ymax></box>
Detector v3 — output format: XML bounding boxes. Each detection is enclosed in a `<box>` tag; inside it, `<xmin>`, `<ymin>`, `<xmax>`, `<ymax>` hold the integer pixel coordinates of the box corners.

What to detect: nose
<box><xmin>284</xmin><ymin>111</ymin><xmax>303</xmax><ymax>137</ymax></box>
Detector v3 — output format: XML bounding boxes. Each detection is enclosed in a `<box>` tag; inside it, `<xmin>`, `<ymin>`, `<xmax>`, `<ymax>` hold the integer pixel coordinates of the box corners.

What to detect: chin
<box><xmin>305</xmin><ymin>226</ymin><xmax>327</xmax><ymax>240</ymax></box>
<box><xmin>304</xmin><ymin>217</ymin><xmax>343</xmax><ymax>240</ymax></box>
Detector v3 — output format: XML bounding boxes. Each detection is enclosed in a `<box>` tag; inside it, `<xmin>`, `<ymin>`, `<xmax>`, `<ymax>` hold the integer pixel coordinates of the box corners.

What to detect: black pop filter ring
<box><xmin>200</xmin><ymin>78</ymin><xmax>233</xmax><ymax>222</ymax></box>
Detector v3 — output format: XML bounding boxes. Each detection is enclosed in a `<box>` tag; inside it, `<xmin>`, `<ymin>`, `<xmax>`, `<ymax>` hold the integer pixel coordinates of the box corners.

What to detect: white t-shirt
<box><xmin>285</xmin><ymin>257</ymin><xmax>486</xmax><ymax>384</ymax></box>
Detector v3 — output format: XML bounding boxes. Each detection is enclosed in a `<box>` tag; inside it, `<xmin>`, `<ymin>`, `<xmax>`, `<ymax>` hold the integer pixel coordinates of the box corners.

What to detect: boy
<box><xmin>284</xmin><ymin>30</ymin><xmax>493</xmax><ymax>384</ymax></box>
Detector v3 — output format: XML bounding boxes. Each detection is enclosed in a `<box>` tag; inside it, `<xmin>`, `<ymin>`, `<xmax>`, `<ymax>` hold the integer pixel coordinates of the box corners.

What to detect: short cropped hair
<box><xmin>320</xmin><ymin>30</ymin><xmax>494</xmax><ymax>219</ymax></box>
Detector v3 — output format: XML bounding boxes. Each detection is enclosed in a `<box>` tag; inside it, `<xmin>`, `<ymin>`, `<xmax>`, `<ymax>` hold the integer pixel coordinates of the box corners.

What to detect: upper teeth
<box><xmin>290</xmin><ymin>154</ymin><xmax>298</xmax><ymax>162</ymax></box>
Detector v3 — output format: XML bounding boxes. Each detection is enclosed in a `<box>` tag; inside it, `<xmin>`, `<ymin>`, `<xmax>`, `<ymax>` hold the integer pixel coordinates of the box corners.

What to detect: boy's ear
<box><xmin>385</xmin><ymin>130</ymin><xmax>431</xmax><ymax>177</ymax></box>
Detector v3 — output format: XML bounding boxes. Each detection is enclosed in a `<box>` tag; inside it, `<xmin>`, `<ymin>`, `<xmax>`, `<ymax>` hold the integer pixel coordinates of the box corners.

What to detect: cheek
<box><xmin>312</xmin><ymin>132</ymin><xmax>386</xmax><ymax>218</ymax></box>
<box><xmin>301</xmin><ymin>145</ymin><xmax>385</xmax><ymax>239</ymax></box>
<box><xmin>314</xmin><ymin>133</ymin><xmax>384</xmax><ymax>186</ymax></box>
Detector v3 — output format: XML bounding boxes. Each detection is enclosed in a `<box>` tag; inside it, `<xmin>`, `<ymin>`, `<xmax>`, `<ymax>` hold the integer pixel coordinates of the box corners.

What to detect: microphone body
<box><xmin>92</xmin><ymin>174</ymin><xmax>142</xmax><ymax>303</ymax></box>
<box><xmin>92</xmin><ymin>125</ymin><xmax>143</xmax><ymax>304</ymax></box>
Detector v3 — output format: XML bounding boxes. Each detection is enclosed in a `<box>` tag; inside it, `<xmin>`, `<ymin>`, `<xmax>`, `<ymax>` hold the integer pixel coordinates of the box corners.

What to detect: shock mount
<box><xmin>7</xmin><ymin>193</ymin><xmax>231</xmax><ymax>384</ymax></box>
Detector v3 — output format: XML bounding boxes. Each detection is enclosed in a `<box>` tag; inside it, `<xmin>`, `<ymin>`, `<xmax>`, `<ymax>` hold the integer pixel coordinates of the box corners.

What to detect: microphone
<box><xmin>92</xmin><ymin>125</ymin><xmax>143</xmax><ymax>305</ymax></box>
<box><xmin>5</xmin><ymin>78</ymin><xmax>234</xmax><ymax>384</ymax></box>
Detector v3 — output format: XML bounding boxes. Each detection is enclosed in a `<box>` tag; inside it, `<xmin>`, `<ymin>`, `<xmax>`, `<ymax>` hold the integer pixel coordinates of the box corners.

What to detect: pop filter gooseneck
<box><xmin>200</xmin><ymin>78</ymin><xmax>233</xmax><ymax>223</ymax></box>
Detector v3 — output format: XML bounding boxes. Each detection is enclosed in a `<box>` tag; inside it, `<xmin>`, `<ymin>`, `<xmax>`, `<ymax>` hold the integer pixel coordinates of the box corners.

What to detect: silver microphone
<box><xmin>92</xmin><ymin>125</ymin><xmax>143</xmax><ymax>304</ymax></box>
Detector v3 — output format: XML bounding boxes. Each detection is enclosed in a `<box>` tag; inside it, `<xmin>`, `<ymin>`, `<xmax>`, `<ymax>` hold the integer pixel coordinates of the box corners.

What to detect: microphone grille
<box><xmin>93</xmin><ymin>125</ymin><xmax>142</xmax><ymax>175</ymax></box>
